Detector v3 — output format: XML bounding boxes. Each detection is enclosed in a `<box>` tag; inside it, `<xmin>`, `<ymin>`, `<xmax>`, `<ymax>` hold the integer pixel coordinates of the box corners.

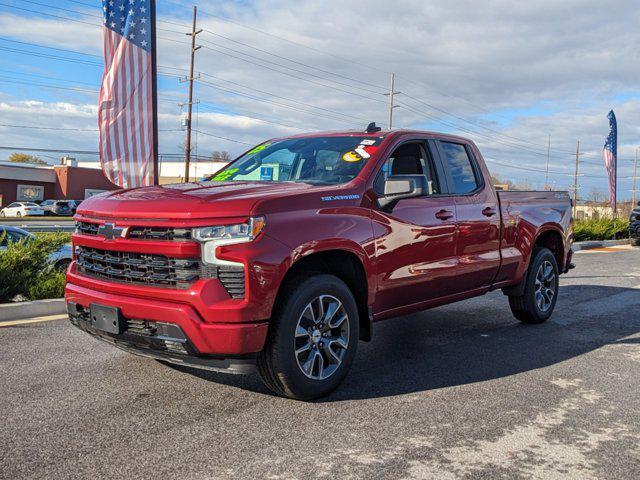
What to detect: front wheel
<box><xmin>508</xmin><ymin>247</ymin><xmax>559</xmax><ymax>324</ymax></box>
<box><xmin>257</xmin><ymin>274</ymin><xmax>359</xmax><ymax>400</ymax></box>
<box><xmin>16</xmin><ymin>212</ymin><xmax>22</xmax><ymax>217</ymax></box>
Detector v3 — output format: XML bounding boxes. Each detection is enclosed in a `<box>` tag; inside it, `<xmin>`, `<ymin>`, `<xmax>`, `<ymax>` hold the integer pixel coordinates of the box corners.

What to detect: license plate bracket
<box><xmin>90</xmin><ymin>304</ymin><xmax>124</xmax><ymax>334</ymax></box>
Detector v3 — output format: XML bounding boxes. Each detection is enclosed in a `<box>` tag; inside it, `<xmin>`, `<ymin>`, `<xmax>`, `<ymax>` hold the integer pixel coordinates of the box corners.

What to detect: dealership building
<box><xmin>0</xmin><ymin>160</ymin><xmax>117</xmax><ymax>207</ymax></box>
<box><xmin>0</xmin><ymin>158</ymin><xmax>229</xmax><ymax>207</ymax></box>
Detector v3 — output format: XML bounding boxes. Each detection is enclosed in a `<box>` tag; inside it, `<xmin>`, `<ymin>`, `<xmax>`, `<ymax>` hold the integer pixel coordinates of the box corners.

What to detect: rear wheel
<box><xmin>0</xmin><ymin>211</ymin><xmax>4</xmax><ymax>217</ymax></box>
<box><xmin>508</xmin><ymin>247</ymin><xmax>559</xmax><ymax>324</ymax></box>
<box><xmin>16</xmin><ymin>212</ymin><xmax>21</xmax><ymax>217</ymax></box>
<box><xmin>257</xmin><ymin>274</ymin><xmax>359</xmax><ymax>400</ymax></box>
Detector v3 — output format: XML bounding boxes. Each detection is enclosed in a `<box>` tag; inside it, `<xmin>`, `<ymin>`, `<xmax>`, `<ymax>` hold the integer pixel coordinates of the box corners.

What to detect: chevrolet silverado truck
<box><xmin>66</xmin><ymin>125</ymin><xmax>573</xmax><ymax>400</ymax></box>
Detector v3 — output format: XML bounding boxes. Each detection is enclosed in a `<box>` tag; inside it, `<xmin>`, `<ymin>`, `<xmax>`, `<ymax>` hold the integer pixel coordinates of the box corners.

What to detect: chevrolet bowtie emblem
<box><xmin>98</xmin><ymin>222</ymin><xmax>126</xmax><ymax>240</ymax></box>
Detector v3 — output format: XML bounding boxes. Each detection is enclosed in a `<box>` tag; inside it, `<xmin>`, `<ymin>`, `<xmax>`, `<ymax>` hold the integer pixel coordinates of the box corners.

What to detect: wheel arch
<box><xmin>503</xmin><ymin>225</ymin><xmax>565</xmax><ymax>297</ymax></box>
<box><xmin>274</xmin><ymin>247</ymin><xmax>373</xmax><ymax>342</ymax></box>
<box><xmin>534</xmin><ymin>227</ymin><xmax>565</xmax><ymax>268</ymax></box>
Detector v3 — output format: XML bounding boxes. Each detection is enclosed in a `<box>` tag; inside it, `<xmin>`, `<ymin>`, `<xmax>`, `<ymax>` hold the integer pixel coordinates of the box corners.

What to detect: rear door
<box><xmin>372</xmin><ymin>139</ymin><xmax>459</xmax><ymax>314</ymax></box>
<box><xmin>435</xmin><ymin>140</ymin><xmax>501</xmax><ymax>291</ymax></box>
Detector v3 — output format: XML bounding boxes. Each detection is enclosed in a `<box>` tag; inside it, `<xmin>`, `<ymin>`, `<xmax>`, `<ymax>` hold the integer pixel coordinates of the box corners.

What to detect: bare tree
<box><xmin>211</xmin><ymin>151</ymin><xmax>231</xmax><ymax>162</ymax></box>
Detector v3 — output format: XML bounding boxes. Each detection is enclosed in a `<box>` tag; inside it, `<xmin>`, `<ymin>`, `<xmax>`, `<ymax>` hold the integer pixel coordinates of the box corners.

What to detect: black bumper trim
<box><xmin>67</xmin><ymin>303</ymin><xmax>256</xmax><ymax>374</ymax></box>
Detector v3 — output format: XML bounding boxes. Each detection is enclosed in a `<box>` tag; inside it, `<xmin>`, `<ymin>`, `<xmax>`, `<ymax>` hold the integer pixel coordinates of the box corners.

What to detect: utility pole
<box><xmin>633</xmin><ymin>147</ymin><xmax>638</xmax><ymax>207</ymax></box>
<box><xmin>183</xmin><ymin>5</ymin><xmax>202</xmax><ymax>183</ymax></box>
<box><xmin>384</xmin><ymin>73</ymin><xmax>401</xmax><ymax>129</ymax></box>
<box><xmin>572</xmin><ymin>140</ymin><xmax>580</xmax><ymax>219</ymax></box>
<box><xmin>545</xmin><ymin>134</ymin><xmax>551</xmax><ymax>188</ymax></box>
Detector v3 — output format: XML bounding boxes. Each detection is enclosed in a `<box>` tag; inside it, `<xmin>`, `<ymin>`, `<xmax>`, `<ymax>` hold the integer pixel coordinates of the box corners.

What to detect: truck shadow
<box><xmin>174</xmin><ymin>284</ymin><xmax>640</xmax><ymax>401</ymax></box>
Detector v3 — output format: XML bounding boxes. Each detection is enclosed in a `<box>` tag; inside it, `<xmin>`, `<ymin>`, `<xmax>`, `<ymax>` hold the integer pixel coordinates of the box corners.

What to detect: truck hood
<box><xmin>76</xmin><ymin>181</ymin><xmax>321</xmax><ymax>220</ymax></box>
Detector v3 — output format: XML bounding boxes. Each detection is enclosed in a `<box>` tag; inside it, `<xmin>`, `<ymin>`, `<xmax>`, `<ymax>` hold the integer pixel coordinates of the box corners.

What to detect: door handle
<box><xmin>482</xmin><ymin>207</ymin><xmax>497</xmax><ymax>217</ymax></box>
<box><xmin>435</xmin><ymin>209</ymin><xmax>454</xmax><ymax>220</ymax></box>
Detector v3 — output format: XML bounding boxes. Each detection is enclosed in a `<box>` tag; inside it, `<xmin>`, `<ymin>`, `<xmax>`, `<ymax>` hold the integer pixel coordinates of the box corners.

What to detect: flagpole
<box><xmin>150</xmin><ymin>0</ymin><xmax>159</xmax><ymax>186</ymax></box>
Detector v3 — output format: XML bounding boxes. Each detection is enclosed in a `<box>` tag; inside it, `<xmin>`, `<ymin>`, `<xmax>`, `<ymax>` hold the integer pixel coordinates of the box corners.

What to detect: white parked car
<box><xmin>0</xmin><ymin>202</ymin><xmax>45</xmax><ymax>217</ymax></box>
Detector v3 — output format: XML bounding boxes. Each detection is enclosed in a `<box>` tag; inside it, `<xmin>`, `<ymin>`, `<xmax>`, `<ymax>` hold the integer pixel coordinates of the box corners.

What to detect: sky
<box><xmin>0</xmin><ymin>0</ymin><xmax>638</xmax><ymax>200</ymax></box>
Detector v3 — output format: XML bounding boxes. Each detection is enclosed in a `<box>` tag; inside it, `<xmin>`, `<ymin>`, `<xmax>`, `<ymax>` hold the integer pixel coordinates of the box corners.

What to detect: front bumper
<box><xmin>66</xmin><ymin>282</ymin><xmax>269</xmax><ymax>362</ymax></box>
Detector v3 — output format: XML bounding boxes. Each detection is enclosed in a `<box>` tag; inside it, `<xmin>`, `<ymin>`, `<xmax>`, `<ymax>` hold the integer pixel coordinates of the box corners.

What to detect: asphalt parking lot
<box><xmin>1</xmin><ymin>246</ymin><xmax>639</xmax><ymax>479</ymax></box>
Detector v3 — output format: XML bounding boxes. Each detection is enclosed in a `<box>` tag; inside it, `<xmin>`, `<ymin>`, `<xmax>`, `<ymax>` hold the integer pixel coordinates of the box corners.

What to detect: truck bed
<box><xmin>495</xmin><ymin>189</ymin><xmax>573</xmax><ymax>282</ymax></box>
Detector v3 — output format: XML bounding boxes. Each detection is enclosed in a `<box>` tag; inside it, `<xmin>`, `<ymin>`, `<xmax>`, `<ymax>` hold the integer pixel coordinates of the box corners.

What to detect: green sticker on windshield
<box><xmin>247</xmin><ymin>143</ymin><xmax>271</xmax><ymax>156</ymax></box>
<box><xmin>212</xmin><ymin>168</ymin><xmax>238</xmax><ymax>181</ymax></box>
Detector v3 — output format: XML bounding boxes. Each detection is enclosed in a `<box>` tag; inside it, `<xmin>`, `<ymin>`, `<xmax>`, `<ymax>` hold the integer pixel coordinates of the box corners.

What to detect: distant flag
<box><xmin>99</xmin><ymin>0</ymin><xmax>158</xmax><ymax>188</ymax></box>
<box><xmin>602</xmin><ymin>110</ymin><xmax>617</xmax><ymax>213</ymax></box>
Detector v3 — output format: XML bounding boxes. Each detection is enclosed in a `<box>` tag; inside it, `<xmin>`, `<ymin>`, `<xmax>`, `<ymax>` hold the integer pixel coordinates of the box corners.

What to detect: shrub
<box><xmin>28</xmin><ymin>271</ymin><xmax>67</xmax><ymax>300</ymax></box>
<box><xmin>573</xmin><ymin>218</ymin><xmax>630</xmax><ymax>242</ymax></box>
<box><xmin>0</xmin><ymin>232</ymin><xmax>69</xmax><ymax>302</ymax></box>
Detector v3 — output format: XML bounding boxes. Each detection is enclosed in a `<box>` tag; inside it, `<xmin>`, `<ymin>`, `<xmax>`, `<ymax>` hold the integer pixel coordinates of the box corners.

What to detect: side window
<box><xmin>440</xmin><ymin>142</ymin><xmax>480</xmax><ymax>194</ymax></box>
<box><xmin>375</xmin><ymin>141</ymin><xmax>440</xmax><ymax>195</ymax></box>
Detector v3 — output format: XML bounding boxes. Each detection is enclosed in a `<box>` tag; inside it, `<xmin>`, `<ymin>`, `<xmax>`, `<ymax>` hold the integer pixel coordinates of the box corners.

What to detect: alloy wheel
<box><xmin>535</xmin><ymin>260</ymin><xmax>556</xmax><ymax>312</ymax></box>
<box><xmin>294</xmin><ymin>295</ymin><xmax>350</xmax><ymax>380</ymax></box>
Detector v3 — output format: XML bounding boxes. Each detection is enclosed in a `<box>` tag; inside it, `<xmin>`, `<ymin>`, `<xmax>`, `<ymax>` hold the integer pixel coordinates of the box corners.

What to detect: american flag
<box><xmin>99</xmin><ymin>0</ymin><xmax>156</xmax><ymax>188</ymax></box>
<box><xmin>603</xmin><ymin>110</ymin><xmax>617</xmax><ymax>213</ymax></box>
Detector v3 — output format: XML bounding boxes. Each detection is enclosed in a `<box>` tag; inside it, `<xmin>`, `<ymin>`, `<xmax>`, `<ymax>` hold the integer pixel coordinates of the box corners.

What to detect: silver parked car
<box><xmin>0</xmin><ymin>226</ymin><xmax>72</xmax><ymax>271</ymax></box>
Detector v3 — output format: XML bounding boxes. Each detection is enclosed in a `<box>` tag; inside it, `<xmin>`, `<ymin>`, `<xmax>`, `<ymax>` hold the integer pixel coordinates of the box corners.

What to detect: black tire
<box><xmin>631</xmin><ymin>235</ymin><xmax>640</xmax><ymax>247</ymax></box>
<box><xmin>257</xmin><ymin>274</ymin><xmax>359</xmax><ymax>400</ymax></box>
<box><xmin>16</xmin><ymin>212</ymin><xmax>21</xmax><ymax>217</ymax></box>
<box><xmin>508</xmin><ymin>247</ymin><xmax>559</xmax><ymax>324</ymax></box>
<box><xmin>54</xmin><ymin>259</ymin><xmax>72</xmax><ymax>272</ymax></box>
<box><xmin>0</xmin><ymin>211</ymin><xmax>4</xmax><ymax>217</ymax></box>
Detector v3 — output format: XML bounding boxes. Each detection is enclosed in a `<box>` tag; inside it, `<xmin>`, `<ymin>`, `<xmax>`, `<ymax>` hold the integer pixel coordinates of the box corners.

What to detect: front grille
<box><xmin>76</xmin><ymin>222</ymin><xmax>192</xmax><ymax>241</ymax></box>
<box><xmin>75</xmin><ymin>246</ymin><xmax>246</xmax><ymax>298</ymax></box>
<box><xmin>77</xmin><ymin>221</ymin><xmax>99</xmax><ymax>236</ymax></box>
<box><xmin>218</xmin><ymin>266</ymin><xmax>245</xmax><ymax>299</ymax></box>
<box><xmin>128</xmin><ymin>226</ymin><xmax>192</xmax><ymax>241</ymax></box>
<box><xmin>76</xmin><ymin>246</ymin><xmax>200</xmax><ymax>289</ymax></box>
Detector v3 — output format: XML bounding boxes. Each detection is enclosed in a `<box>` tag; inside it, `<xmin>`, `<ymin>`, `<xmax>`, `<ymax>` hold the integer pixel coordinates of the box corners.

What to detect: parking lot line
<box><xmin>0</xmin><ymin>314</ymin><xmax>68</xmax><ymax>328</ymax></box>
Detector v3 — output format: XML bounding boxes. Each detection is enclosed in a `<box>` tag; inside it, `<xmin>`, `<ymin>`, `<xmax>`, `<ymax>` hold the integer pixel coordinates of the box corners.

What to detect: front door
<box><xmin>372</xmin><ymin>141</ymin><xmax>459</xmax><ymax>315</ymax></box>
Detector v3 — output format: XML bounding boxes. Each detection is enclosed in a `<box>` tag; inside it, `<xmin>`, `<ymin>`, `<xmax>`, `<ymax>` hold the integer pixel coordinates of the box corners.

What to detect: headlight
<box><xmin>192</xmin><ymin>216</ymin><xmax>266</xmax><ymax>242</ymax></box>
<box><xmin>193</xmin><ymin>216</ymin><xmax>266</xmax><ymax>266</ymax></box>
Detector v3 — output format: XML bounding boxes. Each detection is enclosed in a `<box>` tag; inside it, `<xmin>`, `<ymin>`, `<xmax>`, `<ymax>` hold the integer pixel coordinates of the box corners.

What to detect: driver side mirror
<box><xmin>378</xmin><ymin>175</ymin><xmax>426</xmax><ymax>209</ymax></box>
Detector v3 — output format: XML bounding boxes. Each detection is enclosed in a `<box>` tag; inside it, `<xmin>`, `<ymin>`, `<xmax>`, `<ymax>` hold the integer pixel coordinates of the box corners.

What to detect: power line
<box><xmin>0</xmin><ymin>123</ymin><xmax>183</xmax><ymax>133</ymax></box>
<box><xmin>0</xmin><ymin>145</ymin><xmax>205</xmax><ymax>157</ymax></box>
<box><xmin>193</xmin><ymin>129</ymin><xmax>254</xmax><ymax>146</ymax></box>
<box><xmin>12</xmin><ymin>1</ymin><xmax>390</xmax><ymax>105</ymax></box>
<box><xmin>156</xmin><ymin>32</ymin><xmax>389</xmax><ymax>105</ymax></box>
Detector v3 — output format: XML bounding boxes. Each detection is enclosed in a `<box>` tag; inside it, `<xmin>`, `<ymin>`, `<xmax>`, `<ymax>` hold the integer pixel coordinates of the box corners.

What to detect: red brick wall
<box><xmin>0</xmin><ymin>179</ymin><xmax>55</xmax><ymax>207</ymax></box>
<box><xmin>53</xmin><ymin>166</ymin><xmax>118</xmax><ymax>199</ymax></box>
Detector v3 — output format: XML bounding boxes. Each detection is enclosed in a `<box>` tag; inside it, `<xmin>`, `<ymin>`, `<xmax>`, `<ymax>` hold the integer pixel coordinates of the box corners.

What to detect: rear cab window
<box><xmin>438</xmin><ymin>141</ymin><xmax>482</xmax><ymax>194</ymax></box>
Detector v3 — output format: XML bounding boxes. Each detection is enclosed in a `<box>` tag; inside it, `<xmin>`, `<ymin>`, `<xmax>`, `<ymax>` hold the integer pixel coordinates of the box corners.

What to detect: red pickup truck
<box><xmin>66</xmin><ymin>125</ymin><xmax>573</xmax><ymax>400</ymax></box>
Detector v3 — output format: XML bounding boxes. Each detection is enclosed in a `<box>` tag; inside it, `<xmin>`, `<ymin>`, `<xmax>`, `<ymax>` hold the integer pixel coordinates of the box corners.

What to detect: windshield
<box><xmin>208</xmin><ymin>136</ymin><xmax>384</xmax><ymax>185</ymax></box>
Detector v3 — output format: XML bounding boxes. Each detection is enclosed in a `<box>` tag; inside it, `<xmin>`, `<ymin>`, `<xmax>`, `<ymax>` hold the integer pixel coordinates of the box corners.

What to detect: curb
<box><xmin>572</xmin><ymin>239</ymin><xmax>631</xmax><ymax>252</ymax></box>
<box><xmin>0</xmin><ymin>298</ymin><xmax>66</xmax><ymax>322</ymax></box>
